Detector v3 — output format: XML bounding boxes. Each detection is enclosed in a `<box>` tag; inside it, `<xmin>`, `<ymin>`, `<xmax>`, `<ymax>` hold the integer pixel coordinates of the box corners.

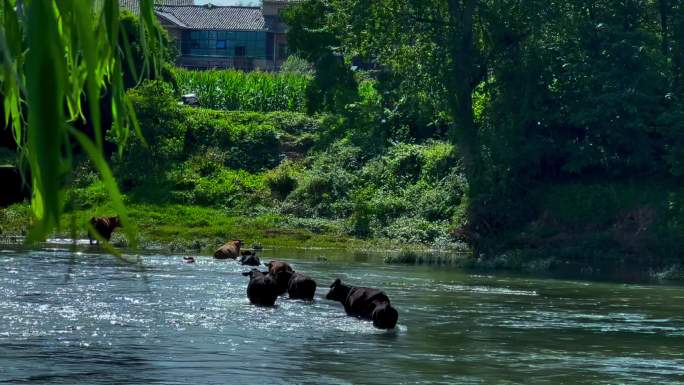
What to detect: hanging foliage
<box><xmin>0</xmin><ymin>0</ymin><xmax>162</xmax><ymax>242</ymax></box>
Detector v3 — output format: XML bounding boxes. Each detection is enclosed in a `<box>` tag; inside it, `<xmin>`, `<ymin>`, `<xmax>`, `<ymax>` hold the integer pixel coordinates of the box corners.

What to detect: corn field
<box><xmin>174</xmin><ymin>68</ymin><xmax>310</xmax><ymax>113</ymax></box>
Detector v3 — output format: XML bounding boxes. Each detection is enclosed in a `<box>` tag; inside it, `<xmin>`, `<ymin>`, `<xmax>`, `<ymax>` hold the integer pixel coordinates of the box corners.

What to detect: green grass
<box><xmin>0</xmin><ymin>202</ymin><xmax>414</xmax><ymax>252</ymax></box>
<box><xmin>383</xmin><ymin>249</ymin><xmax>467</xmax><ymax>265</ymax></box>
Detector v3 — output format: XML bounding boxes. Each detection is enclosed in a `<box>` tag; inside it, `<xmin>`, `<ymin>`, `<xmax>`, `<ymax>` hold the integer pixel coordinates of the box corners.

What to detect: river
<box><xmin>1</xmin><ymin>246</ymin><xmax>683</xmax><ymax>384</ymax></box>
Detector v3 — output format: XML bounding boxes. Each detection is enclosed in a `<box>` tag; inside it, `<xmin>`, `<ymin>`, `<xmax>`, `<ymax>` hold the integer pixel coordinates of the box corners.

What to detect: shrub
<box><xmin>192</xmin><ymin>169</ymin><xmax>267</xmax><ymax>207</ymax></box>
<box><xmin>67</xmin><ymin>181</ymin><xmax>110</xmax><ymax>209</ymax></box>
<box><xmin>280</xmin><ymin>55</ymin><xmax>314</xmax><ymax>76</ymax></box>
<box><xmin>265</xmin><ymin>160</ymin><xmax>300</xmax><ymax>200</ymax></box>
<box><xmin>113</xmin><ymin>82</ymin><xmax>321</xmax><ymax>193</ymax></box>
<box><xmin>384</xmin><ymin>250</ymin><xmax>464</xmax><ymax>265</ymax></box>
<box><xmin>378</xmin><ymin>217</ymin><xmax>449</xmax><ymax>244</ymax></box>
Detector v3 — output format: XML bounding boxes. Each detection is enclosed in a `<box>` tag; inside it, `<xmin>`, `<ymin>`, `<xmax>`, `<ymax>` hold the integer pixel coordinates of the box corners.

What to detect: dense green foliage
<box><xmin>119</xmin><ymin>10</ymin><xmax>178</xmax><ymax>90</ymax></box>
<box><xmin>80</xmin><ymin>80</ymin><xmax>464</xmax><ymax>247</ymax></box>
<box><xmin>281</xmin><ymin>0</ymin><xmax>684</xmax><ymax>268</ymax></box>
<box><xmin>2</xmin><ymin>0</ymin><xmax>683</xmax><ymax>275</ymax></box>
<box><xmin>109</xmin><ymin>81</ymin><xmax>317</xmax><ymax>207</ymax></box>
<box><xmin>174</xmin><ymin>68</ymin><xmax>309</xmax><ymax>112</ymax></box>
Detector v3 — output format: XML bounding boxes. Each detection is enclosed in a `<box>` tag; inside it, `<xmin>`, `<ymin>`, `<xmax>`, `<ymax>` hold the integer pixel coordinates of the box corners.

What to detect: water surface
<box><xmin>1</xmin><ymin>247</ymin><xmax>683</xmax><ymax>384</ymax></box>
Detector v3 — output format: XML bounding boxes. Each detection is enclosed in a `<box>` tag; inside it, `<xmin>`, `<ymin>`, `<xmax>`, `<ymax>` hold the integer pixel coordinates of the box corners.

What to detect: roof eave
<box><xmin>155</xmin><ymin>11</ymin><xmax>189</xmax><ymax>28</ymax></box>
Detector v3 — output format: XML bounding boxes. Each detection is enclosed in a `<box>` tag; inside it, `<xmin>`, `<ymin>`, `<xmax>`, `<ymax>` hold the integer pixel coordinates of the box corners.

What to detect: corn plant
<box><xmin>174</xmin><ymin>68</ymin><xmax>310</xmax><ymax>112</ymax></box>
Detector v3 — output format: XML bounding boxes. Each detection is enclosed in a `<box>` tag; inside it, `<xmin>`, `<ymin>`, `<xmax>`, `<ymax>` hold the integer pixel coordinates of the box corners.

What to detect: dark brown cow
<box><xmin>239</xmin><ymin>251</ymin><xmax>261</xmax><ymax>266</ymax></box>
<box><xmin>88</xmin><ymin>216</ymin><xmax>122</xmax><ymax>244</ymax></box>
<box><xmin>326</xmin><ymin>279</ymin><xmax>398</xmax><ymax>329</ymax></box>
<box><xmin>213</xmin><ymin>240</ymin><xmax>243</xmax><ymax>259</ymax></box>
<box><xmin>278</xmin><ymin>271</ymin><xmax>316</xmax><ymax>301</ymax></box>
<box><xmin>241</xmin><ymin>269</ymin><xmax>278</xmax><ymax>307</ymax></box>
<box><xmin>265</xmin><ymin>260</ymin><xmax>294</xmax><ymax>295</ymax></box>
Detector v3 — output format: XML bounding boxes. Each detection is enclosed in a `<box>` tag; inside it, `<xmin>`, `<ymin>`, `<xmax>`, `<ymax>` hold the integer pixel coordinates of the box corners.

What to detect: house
<box><xmin>120</xmin><ymin>1</ymin><xmax>297</xmax><ymax>71</ymax></box>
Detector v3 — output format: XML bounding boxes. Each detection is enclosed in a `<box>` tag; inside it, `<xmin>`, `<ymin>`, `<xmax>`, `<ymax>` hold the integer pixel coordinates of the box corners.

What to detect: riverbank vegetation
<box><xmin>278</xmin><ymin>0</ymin><xmax>684</xmax><ymax>275</ymax></box>
<box><xmin>1</xmin><ymin>1</ymin><xmax>684</xmax><ymax>277</ymax></box>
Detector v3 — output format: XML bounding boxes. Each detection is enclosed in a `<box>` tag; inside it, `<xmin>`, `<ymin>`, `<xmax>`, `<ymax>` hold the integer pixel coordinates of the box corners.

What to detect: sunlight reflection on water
<box><xmin>0</xmin><ymin>249</ymin><xmax>683</xmax><ymax>384</ymax></box>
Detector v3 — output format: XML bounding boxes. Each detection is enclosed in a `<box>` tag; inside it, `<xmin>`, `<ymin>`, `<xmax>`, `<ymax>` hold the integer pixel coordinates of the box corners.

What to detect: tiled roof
<box><xmin>155</xmin><ymin>5</ymin><xmax>266</xmax><ymax>31</ymax></box>
<box><xmin>119</xmin><ymin>0</ymin><xmax>194</xmax><ymax>14</ymax></box>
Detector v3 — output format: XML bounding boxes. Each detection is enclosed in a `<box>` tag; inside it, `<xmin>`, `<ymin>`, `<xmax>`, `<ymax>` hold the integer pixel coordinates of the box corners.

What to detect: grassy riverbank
<box><xmin>2</xmin><ymin>73</ymin><xmax>683</xmax><ymax>278</ymax></box>
<box><xmin>0</xmin><ymin>202</ymin><xmax>427</xmax><ymax>253</ymax></box>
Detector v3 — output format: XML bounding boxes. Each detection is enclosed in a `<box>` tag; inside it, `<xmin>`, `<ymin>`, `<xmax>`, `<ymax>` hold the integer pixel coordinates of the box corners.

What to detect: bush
<box><xmin>192</xmin><ymin>169</ymin><xmax>267</xmax><ymax>207</ymax></box>
<box><xmin>67</xmin><ymin>181</ymin><xmax>110</xmax><ymax>210</ymax></box>
<box><xmin>183</xmin><ymin>109</ymin><xmax>281</xmax><ymax>171</ymax></box>
<box><xmin>384</xmin><ymin>250</ymin><xmax>463</xmax><ymax>265</ymax></box>
<box><xmin>265</xmin><ymin>160</ymin><xmax>300</xmax><ymax>200</ymax></box>
<box><xmin>113</xmin><ymin>81</ymin><xmax>322</xmax><ymax>193</ymax></box>
<box><xmin>280</xmin><ymin>55</ymin><xmax>314</xmax><ymax>76</ymax></box>
<box><xmin>275</xmin><ymin>138</ymin><xmax>465</xmax><ymax>244</ymax></box>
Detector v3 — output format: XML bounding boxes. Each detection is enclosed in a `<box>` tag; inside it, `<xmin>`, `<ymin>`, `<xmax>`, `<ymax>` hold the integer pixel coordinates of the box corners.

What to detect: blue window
<box><xmin>183</xmin><ymin>30</ymin><xmax>268</xmax><ymax>58</ymax></box>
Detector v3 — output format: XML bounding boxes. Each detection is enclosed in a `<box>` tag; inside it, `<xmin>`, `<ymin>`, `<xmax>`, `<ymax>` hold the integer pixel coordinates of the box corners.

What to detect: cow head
<box><xmin>325</xmin><ymin>278</ymin><xmax>347</xmax><ymax>301</ymax></box>
<box><xmin>265</xmin><ymin>260</ymin><xmax>293</xmax><ymax>275</ymax></box>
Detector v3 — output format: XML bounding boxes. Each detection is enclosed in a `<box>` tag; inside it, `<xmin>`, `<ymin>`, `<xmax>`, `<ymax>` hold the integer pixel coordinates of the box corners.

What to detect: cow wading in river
<box><xmin>88</xmin><ymin>216</ymin><xmax>122</xmax><ymax>245</ymax></box>
<box><xmin>242</xmin><ymin>269</ymin><xmax>279</xmax><ymax>307</ymax></box>
<box><xmin>214</xmin><ymin>240</ymin><xmax>243</xmax><ymax>259</ymax></box>
<box><xmin>326</xmin><ymin>279</ymin><xmax>398</xmax><ymax>329</ymax></box>
<box><xmin>274</xmin><ymin>270</ymin><xmax>317</xmax><ymax>301</ymax></box>
<box><xmin>265</xmin><ymin>260</ymin><xmax>294</xmax><ymax>295</ymax></box>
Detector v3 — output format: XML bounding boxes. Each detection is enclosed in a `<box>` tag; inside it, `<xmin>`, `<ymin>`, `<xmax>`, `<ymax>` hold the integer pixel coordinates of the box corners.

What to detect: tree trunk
<box><xmin>445</xmin><ymin>0</ymin><xmax>483</xmax><ymax>196</ymax></box>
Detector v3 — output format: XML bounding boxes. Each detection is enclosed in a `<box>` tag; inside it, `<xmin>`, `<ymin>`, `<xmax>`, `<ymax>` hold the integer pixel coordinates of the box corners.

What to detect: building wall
<box><xmin>180</xmin><ymin>30</ymin><xmax>268</xmax><ymax>59</ymax></box>
<box><xmin>156</xmin><ymin>1</ymin><xmax>295</xmax><ymax>71</ymax></box>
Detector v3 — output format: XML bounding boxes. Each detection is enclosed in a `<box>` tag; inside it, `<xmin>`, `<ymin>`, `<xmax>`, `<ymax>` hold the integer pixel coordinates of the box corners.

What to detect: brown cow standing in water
<box><xmin>213</xmin><ymin>240</ymin><xmax>243</xmax><ymax>259</ymax></box>
<box><xmin>326</xmin><ymin>279</ymin><xmax>399</xmax><ymax>329</ymax></box>
<box><xmin>265</xmin><ymin>260</ymin><xmax>294</xmax><ymax>295</ymax></box>
<box><xmin>278</xmin><ymin>270</ymin><xmax>317</xmax><ymax>301</ymax></box>
<box><xmin>88</xmin><ymin>216</ymin><xmax>122</xmax><ymax>245</ymax></box>
<box><xmin>241</xmin><ymin>269</ymin><xmax>279</xmax><ymax>307</ymax></box>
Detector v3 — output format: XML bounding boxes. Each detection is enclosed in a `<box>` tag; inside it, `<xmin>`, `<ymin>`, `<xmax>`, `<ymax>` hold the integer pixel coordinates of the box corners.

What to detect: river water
<box><xmin>1</xmin><ymin>246</ymin><xmax>683</xmax><ymax>384</ymax></box>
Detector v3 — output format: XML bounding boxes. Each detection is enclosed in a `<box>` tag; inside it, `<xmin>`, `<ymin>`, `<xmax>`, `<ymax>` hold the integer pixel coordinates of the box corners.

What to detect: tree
<box><xmin>283</xmin><ymin>0</ymin><xmax>358</xmax><ymax>113</ymax></box>
<box><xmin>285</xmin><ymin>0</ymin><xmax>684</xmax><ymax>250</ymax></box>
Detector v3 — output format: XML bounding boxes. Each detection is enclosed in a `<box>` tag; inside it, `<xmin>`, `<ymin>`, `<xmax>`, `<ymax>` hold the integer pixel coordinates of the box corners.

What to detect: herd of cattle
<box><xmin>88</xmin><ymin>217</ymin><xmax>399</xmax><ymax>330</ymax></box>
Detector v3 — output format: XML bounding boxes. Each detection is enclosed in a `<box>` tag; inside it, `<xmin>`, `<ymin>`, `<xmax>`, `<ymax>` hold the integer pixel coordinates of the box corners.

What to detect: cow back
<box><xmin>214</xmin><ymin>241</ymin><xmax>241</xmax><ymax>259</ymax></box>
<box><xmin>345</xmin><ymin>287</ymin><xmax>389</xmax><ymax>318</ymax></box>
